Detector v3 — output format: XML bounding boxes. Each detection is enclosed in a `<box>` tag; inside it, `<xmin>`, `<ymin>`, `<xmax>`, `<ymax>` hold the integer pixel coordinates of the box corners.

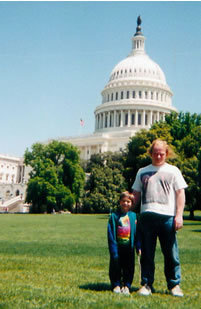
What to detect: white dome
<box><xmin>109</xmin><ymin>53</ymin><xmax>167</xmax><ymax>85</ymax></box>
<box><xmin>94</xmin><ymin>17</ymin><xmax>177</xmax><ymax>137</ymax></box>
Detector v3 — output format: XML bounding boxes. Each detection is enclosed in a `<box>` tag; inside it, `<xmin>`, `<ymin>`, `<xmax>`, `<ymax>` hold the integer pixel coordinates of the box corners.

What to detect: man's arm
<box><xmin>132</xmin><ymin>190</ymin><xmax>141</xmax><ymax>212</ymax></box>
<box><xmin>175</xmin><ymin>188</ymin><xmax>185</xmax><ymax>231</ymax></box>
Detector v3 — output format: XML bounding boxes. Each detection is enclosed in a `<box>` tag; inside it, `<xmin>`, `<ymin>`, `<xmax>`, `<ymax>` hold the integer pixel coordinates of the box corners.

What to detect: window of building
<box><xmin>116</xmin><ymin>92</ymin><xmax>118</xmax><ymax>100</ymax></box>
<box><xmin>145</xmin><ymin>91</ymin><xmax>148</xmax><ymax>99</ymax></box>
<box><xmin>131</xmin><ymin>114</ymin><xmax>135</xmax><ymax>125</ymax></box>
<box><xmin>132</xmin><ymin>91</ymin><xmax>136</xmax><ymax>98</ymax></box>
<box><xmin>121</xmin><ymin>70</ymin><xmax>123</xmax><ymax>74</ymax></box>
<box><xmin>6</xmin><ymin>174</ymin><xmax>9</xmax><ymax>181</ymax></box>
<box><xmin>121</xmin><ymin>91</ymin><xmax>124</xmax><ymax>100</ymax></box>
<box><xmin>139</xmin><ymin>91</ymin><xmax>142</xmax><ymax>99</ymax></box>
<box><xmin>118</xmin><ymin>114</ymin><xmax>121</xmax><ymax>126</ymax></box>
<box><xmin>105</xmin><ymin>115</ymin><xmax>108</xmax><ymax>128</ymax></box>
<box><xmin>156</xmin><ymin>92</ymin><xmax>158</xmax><ymax>100</ymax></box>
<box><xmin>111</xmin><ymin>93</ymin><xmax>113</xmax><ymax>101</ymax></box>
<box><xmin>127</xmin><ymin>91</ymin><xmax>129</xmax><ymax>99</ymax></box>
<box><xmin>125</xmin><ymin>113</ymin><xmax>128</xmax><ymax>125</ymax></box>
<box><xmin>145</xmin><ymin>114</ymin><xmax>148</xmax><ymax>125</ymax></box>
<box><xmin>107</xmin><ymin>94</ymin><xmax>109</xmax><ymax>102</ymax></box>
<box><xmin>0</xmin><ymin>174</ymin><xmax>3</xmax><ymax>180</ymax></box>
<box><xmin>138</xmin><ymin>113</ymin><xmax>142</xmax><ymax>125</ymax></box>
<box><xmin>151</xmin><ymin>92</ymin><xmax>153</xmax><ymax>100</ymax></box>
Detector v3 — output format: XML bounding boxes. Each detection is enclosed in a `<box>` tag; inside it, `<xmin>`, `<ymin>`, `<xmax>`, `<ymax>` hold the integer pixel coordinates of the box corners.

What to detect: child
<box><xmin>107</xmin><ymin>191</ymin><xmax>140</xmax><ymax>295</ymax></box>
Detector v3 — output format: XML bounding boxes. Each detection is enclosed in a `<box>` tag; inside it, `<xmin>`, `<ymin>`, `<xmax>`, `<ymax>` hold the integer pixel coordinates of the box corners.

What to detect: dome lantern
<box><xmin>131</xmin><ymin>15</ymin><xmax>145</xmax><ymax>56</ymax></box>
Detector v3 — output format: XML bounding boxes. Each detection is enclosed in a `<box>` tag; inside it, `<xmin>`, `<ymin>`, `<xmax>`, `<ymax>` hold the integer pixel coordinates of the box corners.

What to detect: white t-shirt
<box><xmin>132</xmin><ymin>163</ymin><xmax>188</xmax><ymax>216</ymax></box>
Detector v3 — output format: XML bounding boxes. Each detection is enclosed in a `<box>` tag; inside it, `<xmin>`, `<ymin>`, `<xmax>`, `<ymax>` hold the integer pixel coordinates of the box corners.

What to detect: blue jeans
<box><xmin>139</xmin><ymin>212</ymin><xmax>181</xmax><ymax>290</ymax></box>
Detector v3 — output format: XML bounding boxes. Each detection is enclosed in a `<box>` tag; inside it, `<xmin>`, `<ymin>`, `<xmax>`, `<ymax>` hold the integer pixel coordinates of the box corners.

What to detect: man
<box><xmin>132</xmin><ymin>139</ymin><xmax>187</xmax><ymax>297</ymax></box>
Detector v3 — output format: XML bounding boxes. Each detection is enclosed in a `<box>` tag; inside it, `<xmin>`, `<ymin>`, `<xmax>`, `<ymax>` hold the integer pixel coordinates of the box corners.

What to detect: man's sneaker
<box><xmin>113</xmin><ymin>286</ymin><xmax>121</xmax><ymax>294</ymax></box>
<box><xmin>121</xmin><ymin>286</ymin><xmax>130</xmax><ymax>295</ymax></box>
<box><xmin>170</xmin><ymin>285</ymin><xmax>184</xmax><ymax>297</ymax></box>
<box><xmin>138</xmin><ymin>284</ymin><xmax>152</xmax><ymax>296</ymax></box>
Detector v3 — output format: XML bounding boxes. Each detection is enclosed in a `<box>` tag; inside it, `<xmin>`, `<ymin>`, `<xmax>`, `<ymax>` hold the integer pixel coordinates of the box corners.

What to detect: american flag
<box><xmin>80</xmin><ymin>118</ymin><xmax>85</xmax><ymax>127</ymax></box>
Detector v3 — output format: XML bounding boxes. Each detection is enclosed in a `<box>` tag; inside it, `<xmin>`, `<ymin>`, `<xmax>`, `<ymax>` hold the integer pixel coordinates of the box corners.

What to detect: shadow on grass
<box><xmin>183</xmin><ymin>215</ymin><xmax>201</xmax><ymax>221</ymax></box>
<box><xmin>79</xmin><ymin>283</ymin><xmax>139</xmax><ymax>293</ymax></box>
<box><xmin>183</xmin><ymin>222</ymin><xmax>201</xmax><ymax>226</ymax></box>
<box><xmin>192</xmin><ymin>229</ymin><xmax>201</xmax><ymax>232</ymax></box>
<box><xmin>79</xmin><ymin>283</ymin><xmax>111</xmax><ymax>292</ymax></box>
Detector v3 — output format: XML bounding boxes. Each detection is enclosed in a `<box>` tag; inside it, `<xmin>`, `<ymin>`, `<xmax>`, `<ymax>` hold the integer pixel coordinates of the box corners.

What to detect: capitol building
<box><xmin>59</xmin><ymin>17</ymin><xmax>177</xmax><ymax>160</ymax></box>
<box><xmin>0</xmin><ymin>17</ymin><xmax>177</xmax><ymax>207</ymax></box>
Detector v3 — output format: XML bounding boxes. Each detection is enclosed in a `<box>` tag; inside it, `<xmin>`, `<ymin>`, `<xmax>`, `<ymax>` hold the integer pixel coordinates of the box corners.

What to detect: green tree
<box><xmin>176</xmin><ymin>156</ymin><xmax>199</xmax><ymax>220</ymax></box>
<box><xmin>82</xmin><ymin>153</ymin><xmax>127</xmax><ymax>213</ymax></box>
<box><xmin>24</xmin><ymin>141</ymin><xmax>85</xmax><ymax>213</ymax></box>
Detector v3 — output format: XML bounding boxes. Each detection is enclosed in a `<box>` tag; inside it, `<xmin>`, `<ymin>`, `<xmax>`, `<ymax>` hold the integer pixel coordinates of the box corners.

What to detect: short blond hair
<box><xmin>148</xmin><ymin>139</ymin><xmax>175</xmax><ymax>159</ymax></box>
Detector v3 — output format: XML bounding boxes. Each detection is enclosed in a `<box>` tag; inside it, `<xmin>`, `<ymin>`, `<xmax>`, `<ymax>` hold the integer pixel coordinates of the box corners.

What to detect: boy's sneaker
<box><xmin>121</xmin><ymin>286</ymin><xmax>130</xmax><ymax>295</ymax></box>
<box><xmin>170</xmin><ymin>285</ymin><xmax>184</xmax><ymax>297</ymax></box>
<box><xmin>138</xmin><ymin>284</ymin><xmax>152</xmax><ymax>296</ymax></box>
<box><xmin>113</xmin><ymin>286</ymin><xmax>121</xmax><ymax>294</ymax></box>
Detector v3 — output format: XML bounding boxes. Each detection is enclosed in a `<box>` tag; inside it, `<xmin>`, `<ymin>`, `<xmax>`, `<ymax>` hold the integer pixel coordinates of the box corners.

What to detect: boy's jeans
<box><xmin>109</xmin><ymin>246</ymin><xmax>134</xmax><ymax>289</ymax></box>
<box><xmin>140</xmin><ymin>212</ymin><xmax>181</xmax><ymax>290</ymax></box>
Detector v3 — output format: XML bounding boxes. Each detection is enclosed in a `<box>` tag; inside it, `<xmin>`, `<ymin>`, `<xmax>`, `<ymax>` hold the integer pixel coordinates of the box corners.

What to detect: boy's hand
<box><xmin>137</xmin><ymin>249</ymin><xmax>141</xmax><ymax>256</ymax></box>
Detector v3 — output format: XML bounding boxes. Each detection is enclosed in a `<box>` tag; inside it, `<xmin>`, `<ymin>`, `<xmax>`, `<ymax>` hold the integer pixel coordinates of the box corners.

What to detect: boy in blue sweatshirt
<box><xmin>107</xmin><ymin>191</ymin><xmax>140</xmax><ymax>295</ymax></box>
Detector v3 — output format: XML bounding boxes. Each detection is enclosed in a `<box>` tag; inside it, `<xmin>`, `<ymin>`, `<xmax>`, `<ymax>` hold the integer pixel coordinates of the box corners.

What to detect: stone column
<box><xmin>103</xmin><ymin>112</ymin><xmax>106</xmax><ymax>128</ymax></box>
<box><xmin>120</xmin><ymin>110</ymin><xmax>123</xmax><ymax>127</ymax></box>
<box><xmin>150</xmin><ymin>110</ymin><xmax>153</xmax><ymax>126</ymax></box>
<box><xmin>108</xmin><ymin>111</ymin><xmax>110</xmax><ymax>127</ymax></box>
<box><xmin>114</xmin><ymin>110</ymin><xmax>116</xmax><ymax>127</ymax></box>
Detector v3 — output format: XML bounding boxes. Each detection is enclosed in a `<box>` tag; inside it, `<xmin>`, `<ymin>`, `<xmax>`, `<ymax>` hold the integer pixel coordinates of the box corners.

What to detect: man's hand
<box><xmin>174</xmin><ymin>215</ymin><xmax>183</xmax><ymax>231</ymax></box>
<box><xmin>175</xmin><ymin>188</ymin><xmax>185</xmax><ymax>231</ymax></box>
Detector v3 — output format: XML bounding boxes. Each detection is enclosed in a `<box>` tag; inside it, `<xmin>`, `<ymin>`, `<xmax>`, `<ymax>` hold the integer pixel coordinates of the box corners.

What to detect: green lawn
<box><xmin>0</xmin><ymin>212</ymin><xmax>200</xmax><ymax>309</ymax></box>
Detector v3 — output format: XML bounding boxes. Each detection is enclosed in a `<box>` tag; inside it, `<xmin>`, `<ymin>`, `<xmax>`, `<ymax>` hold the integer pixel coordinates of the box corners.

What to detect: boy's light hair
<box><xmin>148</xmin><ymin>139</ymin><xmax>176</xmax><ymax>159</ymax></box>
<box><xmin>120</xmin><ymin>191</ymin><xmax>134</xmax><ymax>205</ymax></box>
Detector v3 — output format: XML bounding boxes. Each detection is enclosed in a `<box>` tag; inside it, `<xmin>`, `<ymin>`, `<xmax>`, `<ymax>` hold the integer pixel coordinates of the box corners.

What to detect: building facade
<box><xmin>61</xmin><ymin>17</ymin><xmax>177</xmax><ymax>160</ymax></box>
<box><xmin>0</xmin><ymin>154</ymin><xmax>31</xmax><ymax>201</ymax></box>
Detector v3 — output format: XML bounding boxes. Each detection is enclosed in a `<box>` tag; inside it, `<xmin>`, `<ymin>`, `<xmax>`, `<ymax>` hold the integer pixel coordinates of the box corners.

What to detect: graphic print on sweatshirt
<box><xmin>141</xmin><ymin>171</ymin><xmax>173</xmax><ymax>205</ymax></box>
<box><xmin>117</xmin><ymin>214</ymin><xmax>131</xmax><ymax>246</ymax></box>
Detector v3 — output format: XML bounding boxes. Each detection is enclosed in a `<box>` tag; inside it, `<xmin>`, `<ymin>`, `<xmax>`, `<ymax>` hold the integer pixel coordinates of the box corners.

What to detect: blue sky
<box><xmin>0</xmin><ymin>1</ymin><xmax>201</xmax><ymax>157</ymax></box>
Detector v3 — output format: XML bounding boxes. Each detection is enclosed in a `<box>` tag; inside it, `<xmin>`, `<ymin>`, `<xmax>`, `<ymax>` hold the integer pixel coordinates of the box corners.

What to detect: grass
<box><xmin>0</xmin><ymin>212</ymin><xmax>200</xmax><ymax>308</ymax></box>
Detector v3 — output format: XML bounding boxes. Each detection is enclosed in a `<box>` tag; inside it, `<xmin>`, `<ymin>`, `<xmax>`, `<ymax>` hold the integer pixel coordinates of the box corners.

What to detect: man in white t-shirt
<box><xmin>132</xmin><ymin>139</ymin><xmax>187</xmax><ymax>297</ymax></box>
